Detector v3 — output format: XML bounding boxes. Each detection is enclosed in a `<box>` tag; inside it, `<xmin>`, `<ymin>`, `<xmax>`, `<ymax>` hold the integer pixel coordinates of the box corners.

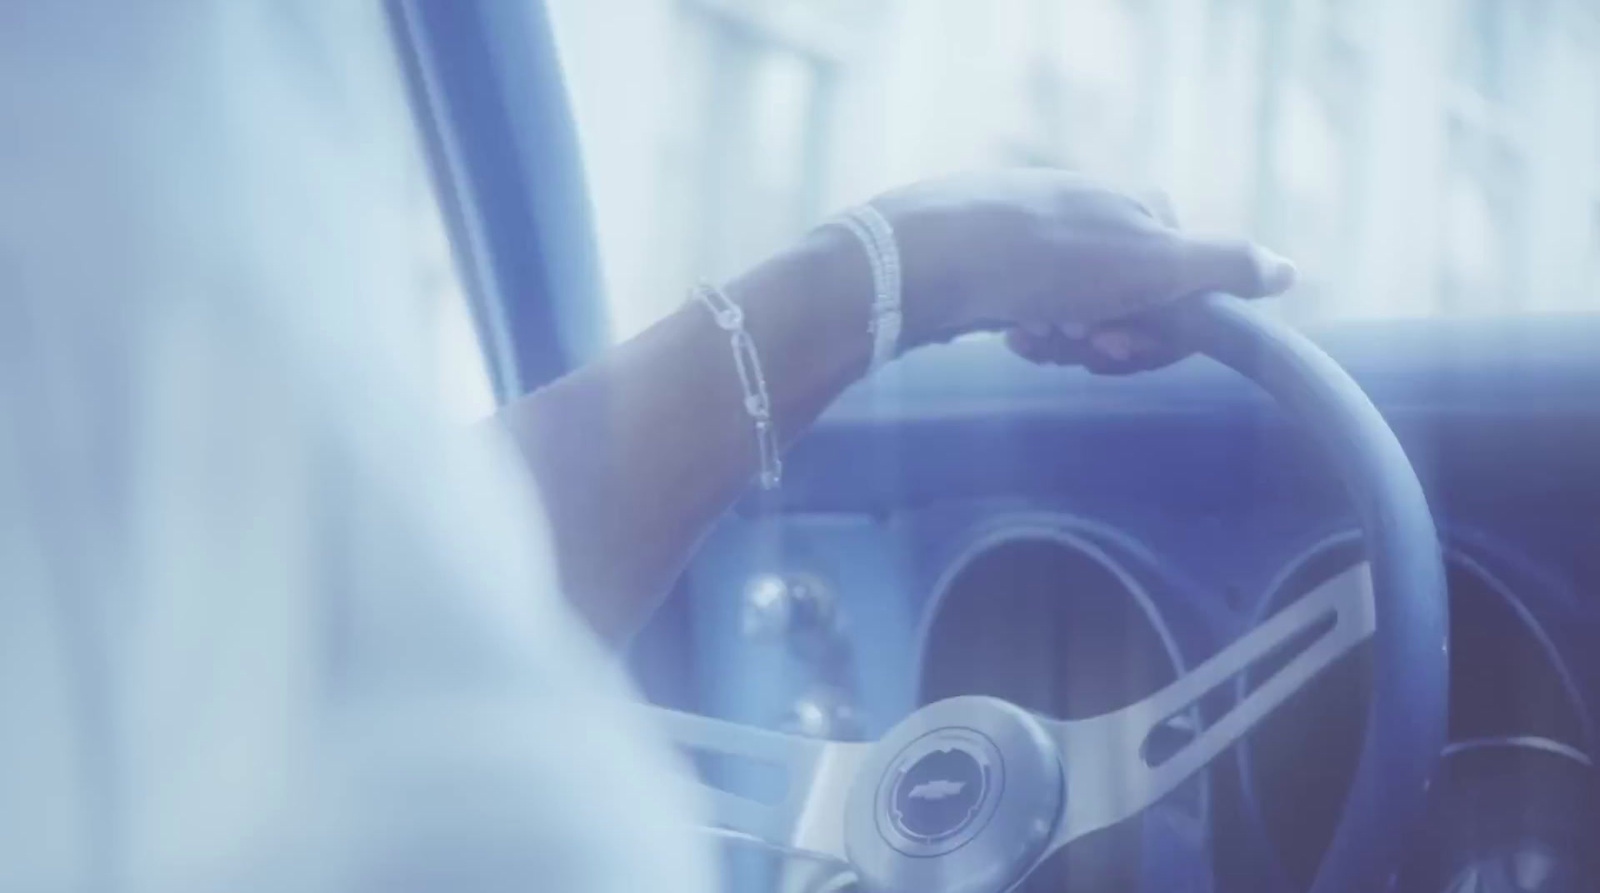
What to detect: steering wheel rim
<box><xmin>644</xmin><ymin>293</ymin><xmax>1449</xmax><ymax>893</ymax></box>
<box><xmin>1165</xmin><ymin>292</ymin><xmax>1449</xmax><ymax>893</ymax></box>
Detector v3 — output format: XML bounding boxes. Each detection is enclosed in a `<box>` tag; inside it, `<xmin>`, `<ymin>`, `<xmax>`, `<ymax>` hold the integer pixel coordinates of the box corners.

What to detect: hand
<box><xmin>870</xmin><ymin>170</ymin><xmax>1297</xmax><ymax>372</ymax></box>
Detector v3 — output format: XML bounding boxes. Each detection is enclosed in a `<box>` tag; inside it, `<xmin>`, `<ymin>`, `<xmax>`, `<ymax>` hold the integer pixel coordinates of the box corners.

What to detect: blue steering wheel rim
<box><xmin>1167</xmin><ymin>293</ymin><xmax>1450</xmax><ymax>893</ymax></box>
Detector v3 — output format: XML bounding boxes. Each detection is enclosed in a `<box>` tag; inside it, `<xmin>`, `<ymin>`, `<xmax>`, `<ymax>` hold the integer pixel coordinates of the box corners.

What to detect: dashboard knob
<box><xmin>782</xmin><ymin>685</ymin><xmax>863</xmax><ymax>740</ymax></box>
<box><xmin>741</xmin><ymin>572</ymin><xmax>840</xmax><ymax>648</ymax></box>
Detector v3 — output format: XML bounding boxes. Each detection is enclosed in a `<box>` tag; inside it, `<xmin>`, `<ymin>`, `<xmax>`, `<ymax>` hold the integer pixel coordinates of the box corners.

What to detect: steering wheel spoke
<box><xmin>643</xmin><ymin>706</ymin><xmax>870</xmax><ymax>864</ymax></box>
<box><xmin>646</xmin><ymin>560</ymin><xmax>1382</xmax><ymax>892</ymax></box>
<box><xmin>1045</xmin><ymin>561</ymin><xmax>1376</xmax><ymax>849</ymax></box>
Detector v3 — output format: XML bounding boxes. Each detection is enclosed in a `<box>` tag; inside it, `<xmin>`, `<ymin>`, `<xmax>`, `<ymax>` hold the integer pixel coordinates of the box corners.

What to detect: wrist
<box><xmin>719</xmin><ymin>226</ymin><xmax>875</xmax><ymax>435</ymax></box>
<box><xmin>862</xmin><ymin>192</ymin><xmax>980</xmax><ymax>346</ymax></box>
<box><xmin>799</xmin><ymin>213</ymin><xmax>965</xmax><ymax>360</ymax></box>
<box><xmin>717</xmin><ymin>205</ymin><xmax>967</xmax><ymax>427</ymax></box>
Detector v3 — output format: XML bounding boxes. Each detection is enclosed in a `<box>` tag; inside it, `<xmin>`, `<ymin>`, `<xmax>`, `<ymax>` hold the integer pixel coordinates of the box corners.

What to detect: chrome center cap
<box><xmin>846</xmin><ymin>696</ymin><xmax>1064</xmax><ymax>893</ymax></box>
<box><xmin>881</xmin><ymin>729</ymin><xmax>1002</xmax><ymax>855</ymax></box>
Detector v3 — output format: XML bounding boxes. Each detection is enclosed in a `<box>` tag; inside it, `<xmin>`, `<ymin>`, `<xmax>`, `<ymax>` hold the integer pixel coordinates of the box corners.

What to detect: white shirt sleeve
<box><xmin>0</xmin><ymin>3</ymin><xmax>711</xmax><ymax>891</ymax></box>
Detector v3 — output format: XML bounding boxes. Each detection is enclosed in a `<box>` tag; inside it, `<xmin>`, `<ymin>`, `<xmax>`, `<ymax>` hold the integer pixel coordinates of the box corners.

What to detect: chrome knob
<box><xmin>741</xmin><ymin>572</ymin><xmax>839</xmax><ymax>646</ymax></box>
<box><xmin>783</xmin><ymin>686</ymin><xmax>863</xmax><ymax>740</ymax></box>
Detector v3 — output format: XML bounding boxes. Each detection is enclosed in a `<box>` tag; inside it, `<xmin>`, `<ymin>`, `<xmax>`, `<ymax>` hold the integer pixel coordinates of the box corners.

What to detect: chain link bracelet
<box><xmin>833</xmin><ymin>204</ymin><xmax>903</xmax><ymax>373</ymax></box>
<box><xmin>689</xmin><ymin>281</ymin><xmax>782</xmax><ymax>490</ymax></box>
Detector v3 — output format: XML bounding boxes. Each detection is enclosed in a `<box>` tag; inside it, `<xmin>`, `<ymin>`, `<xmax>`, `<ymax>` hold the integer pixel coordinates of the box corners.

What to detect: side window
<box><xmin>1438</xmin><ymin>0</ymin><xmax>1528</xmax><ymax>313</ymax></box>
<box><xmin>408</xmin><ymin>167</ymin><xmax>497</xmax><ymax>423</ymax></box>
<box><xmin>550</xmin><ymin>0</ymin><xmax>856</xmax><ymax>343</ymax></box>
<box><xmin>552</xmin><ymin>0</ymin><xmax>1600</xmax><ymax>330</ymax></box>
<box><xmin>1258</xmin><ymin>0</ymin><xmax>1367</xmax><ymax>319</ymax></box>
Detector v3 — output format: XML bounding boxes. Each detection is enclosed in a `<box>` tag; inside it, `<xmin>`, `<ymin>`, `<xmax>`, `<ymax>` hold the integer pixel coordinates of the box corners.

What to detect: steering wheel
<box><xmin>646</xmin><ymin>293</ymin><xmax>1450</xmax><ymax>893</ymax></box>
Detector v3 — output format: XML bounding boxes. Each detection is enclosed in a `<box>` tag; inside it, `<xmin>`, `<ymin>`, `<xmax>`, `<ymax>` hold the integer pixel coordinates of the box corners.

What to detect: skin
<box><xmin>499</xmin><ymin>171</ymin><xmax>1297</xmax><ymax>644</ymax></box>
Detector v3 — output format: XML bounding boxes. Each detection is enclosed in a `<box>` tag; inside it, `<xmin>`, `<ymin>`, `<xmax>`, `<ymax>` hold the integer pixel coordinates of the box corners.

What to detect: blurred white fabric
<box><xmin>0</xmin><ymin>3</ymin><xmax>708</xmax><ymax>891</ymax></box>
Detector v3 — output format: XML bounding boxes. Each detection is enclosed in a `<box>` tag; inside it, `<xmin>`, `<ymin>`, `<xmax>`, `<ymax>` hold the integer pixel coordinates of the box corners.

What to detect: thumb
<box><xmin>1173</xmin><ymin>236</ymin><xmax>1298</xmax><ymax>299</ymax></box>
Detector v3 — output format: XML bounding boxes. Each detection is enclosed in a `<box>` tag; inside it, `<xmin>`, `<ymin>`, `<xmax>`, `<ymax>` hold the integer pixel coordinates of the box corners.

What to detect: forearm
<box><xmin>498</xmin><ymin>226</ymin><xmax>884</xmax><ymax>645</ymax></box>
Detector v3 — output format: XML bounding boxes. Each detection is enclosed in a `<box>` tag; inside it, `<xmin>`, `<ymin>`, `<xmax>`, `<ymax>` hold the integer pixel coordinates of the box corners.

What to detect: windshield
<box><xmin>549</xmin><ymin>0</ymin><xmax>1599</xmax><ymax>342</ymax></box>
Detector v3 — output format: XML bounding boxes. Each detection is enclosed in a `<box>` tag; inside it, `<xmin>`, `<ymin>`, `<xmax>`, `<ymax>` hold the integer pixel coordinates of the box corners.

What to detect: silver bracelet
<box><xmin>834</xmin><ymin>204</ymin><xmax>903</xmax><ymax>372</ymax></box>
<box><xmin>689</xmin><ymin>281</ymin><xmax>782</xmax><ymax>490</ymax></box>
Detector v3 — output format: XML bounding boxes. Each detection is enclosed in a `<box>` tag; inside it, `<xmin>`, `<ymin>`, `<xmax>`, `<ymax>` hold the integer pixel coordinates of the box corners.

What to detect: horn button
<box><xmin>847</xmin><ymin>696</ymin><xmax>1064</xmax><ymax>893</ymax></box>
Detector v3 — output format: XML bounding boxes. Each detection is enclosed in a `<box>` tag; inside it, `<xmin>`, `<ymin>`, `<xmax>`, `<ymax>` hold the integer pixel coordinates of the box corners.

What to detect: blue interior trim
<box><xmin>387</xmin><ymin>0</ymin><xmax>608</xmax><ymax>399</ymax></box>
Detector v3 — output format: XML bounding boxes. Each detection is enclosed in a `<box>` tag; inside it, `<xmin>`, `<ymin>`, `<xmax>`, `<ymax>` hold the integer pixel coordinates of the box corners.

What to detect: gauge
<box><xmin>1233</xmin><ymin>535</ymin><xmax>1595</xmax><ymax>892</ymax></box>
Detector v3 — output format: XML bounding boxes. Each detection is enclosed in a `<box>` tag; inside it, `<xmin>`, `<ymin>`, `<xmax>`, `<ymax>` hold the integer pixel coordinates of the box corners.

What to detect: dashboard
<box><xmin>631</xmin><ymin>313</ymin><xmax>1600</xmax><ymax>893</ymax></box>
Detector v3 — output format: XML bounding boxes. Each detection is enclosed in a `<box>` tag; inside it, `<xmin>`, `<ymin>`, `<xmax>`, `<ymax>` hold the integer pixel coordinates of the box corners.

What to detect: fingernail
<box><xmin>1254</xmin><ymin>247</ymin><xmax>1298</xmax><ymax>293</ymax></box>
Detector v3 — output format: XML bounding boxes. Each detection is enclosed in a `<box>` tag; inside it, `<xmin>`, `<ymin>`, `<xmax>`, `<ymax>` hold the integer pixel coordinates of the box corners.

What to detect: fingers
<box><xmin>1005</xmin><ymin>326</ymin><xmax>1083</xmax><ymax>364</ymax></box>
<box><xmin>1006</xmin><ymin>320</ymin><xmax>1186</xmax><ymax>375</ymax></box>
<box><xmin>1172</xmin><ymin>236</ymin><xmax>1297</xmax><ymax>299</ymax></box>
<box><xmin>1084</xmin><ymin>324</ymin><xmax>1186</xmax><ymax>373</ymax></box>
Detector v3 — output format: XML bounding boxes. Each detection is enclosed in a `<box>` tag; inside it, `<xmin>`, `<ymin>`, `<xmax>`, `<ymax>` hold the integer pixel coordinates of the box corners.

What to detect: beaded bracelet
<box><xmin>834</xmin><ymin>204</ymin><xmax>903</xmax><ymax>373</ymax></box>
<box><xmin>689</xmin><ymin>281</ymin><xmax>782</xmax><ymax>490</ymax></box>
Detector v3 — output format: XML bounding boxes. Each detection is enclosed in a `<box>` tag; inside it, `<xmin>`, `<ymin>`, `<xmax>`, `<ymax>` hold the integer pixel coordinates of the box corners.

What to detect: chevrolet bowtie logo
<box><xmin>906</xmin><ymin>778</ymin><xmax>967</xmax><ymax>801</ymax></box>
<box><xmin>886</xmin><ymin>736</ymin><xmax>994</xmax><ymax>850</ymax></box>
